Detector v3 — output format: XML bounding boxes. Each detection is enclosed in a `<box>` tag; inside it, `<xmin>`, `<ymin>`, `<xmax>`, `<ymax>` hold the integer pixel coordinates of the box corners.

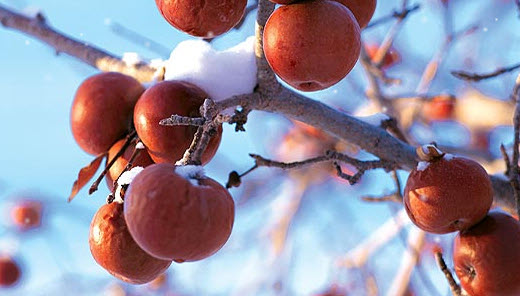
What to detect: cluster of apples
<box><xmin>404</xmin><ymin>145</ymin><xmax>520</xmax><ymax>295</ymax></box>
<box><xmin>263</xmin><ymin>0</ymin><xmax>376</xmax><ymax>92</ymax></box>
<box><xmin>70</xmin><ymin>72</ymin><xmax>235</xmax><ymax>284</ymax></box>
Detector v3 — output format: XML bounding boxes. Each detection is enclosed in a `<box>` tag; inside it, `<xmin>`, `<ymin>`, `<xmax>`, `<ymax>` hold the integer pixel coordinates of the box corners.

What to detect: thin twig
<box><xmin>434</xmin><ymin>251</ymin><xmax>462</xmax><ymax>296</ymax></box>
<box><xmin>365</xmin><ymin>4</ymin><xmax>421</xmax><ymax>29</ymax></box>
<box><xmin>89</xmin><ymin>131</ymin><xmax>137</xmax><ymax>194</ymax></box>
<box><xmin>510</xmin><ymin>74</ymin><xmax>520</xmax><ymax>218</ymax></box>
<box><xmin>451</xmin><ymin>62</ymin><xmax>520</xmax><ymax>82</ymax></box>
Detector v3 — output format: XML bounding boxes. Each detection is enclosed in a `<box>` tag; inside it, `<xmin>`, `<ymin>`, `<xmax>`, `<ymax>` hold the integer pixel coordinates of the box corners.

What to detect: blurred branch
<box><xmin>337</xmin><ymin>209</ymin><xmax>410</xmax><ymax>268</ymax></box>
<box><xmin>109</xmin><ymin>21</ymin><xmax>171</xmax><ymax>57</ymax></box>
<box><xmin>0</xmin><ymin>3</ymin><xmax>160</xmax><ymax>83</ymax></box>
<box><xmin>451</xmin><ymin>62</ymin><xmax>520</xmax><ymax>82</ymax></box>
<box><xmin>508</xmin><ymin>74</ymin><xmax>520</xmax><ymax>218</ymax></box>
<box><xmin>434</xmin><ymin>251</ymin><xmax>462</xmax><ymax>296</ymax></box>
<box><xmin>386</xmin><ymin>227</ymin><xmax>426</xmax><ymax>296</ymax></box>
<box><xmin>365</xmin><ymin>4</ymin><xmax>420</xmax><ymax>29</ymax></box>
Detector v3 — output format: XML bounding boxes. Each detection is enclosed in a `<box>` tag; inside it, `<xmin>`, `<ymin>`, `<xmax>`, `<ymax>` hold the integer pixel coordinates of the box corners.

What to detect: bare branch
<box><xmin>365</xmin><ymin>4</ymin><xmax>421</xmax><ymax>29</ymax></box>
<box><xmin>0</xmin><ymin>4</ymin><xmax>159</xmax><ymax>83</ymax></box>
<box><xmin>434</xmin><ymin>251</ymin><xmax>462</xmax><ymax>296</ymax></box>
<box><xmin>451</xmin><ymin>63</ymin><xmax>520</xmax><ymax>82</ymax></box>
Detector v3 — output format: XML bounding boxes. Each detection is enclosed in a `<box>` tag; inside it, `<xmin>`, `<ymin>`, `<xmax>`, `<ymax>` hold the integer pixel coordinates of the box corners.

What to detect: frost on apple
<box><xmin>175</xmin><ymin>165</ymin><xmax>206</xmax><ymax>186</ymax></box>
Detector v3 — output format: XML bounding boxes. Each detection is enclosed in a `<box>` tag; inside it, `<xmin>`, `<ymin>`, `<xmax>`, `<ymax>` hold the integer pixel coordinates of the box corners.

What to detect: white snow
<box><xmin>163</xmin><ymin>36</ymin><xmax>257</xmax><ymax>101</ymax></box>
<box><xmin>417</xmin><ymin>161</ymin><xmax>429</xmax><ymax>172</ymax></box>
<box><xmin>21</xmin><ymin>6</ymin><xmax>42</xmax><ymax>18</ymax></box>
<box><xmin>112</xmin><ymin>167</ymin><xmax>145</xmax><ymax>204</ymax></box>
<box><xmin>443</xmin><ymin>153</ymin><xmax>454</xmax><ymax>161</ymax></box>
<box><xmin>356</xmin><ymin>113</ymin><xmax>390</xmax><ymax>126</ymax></box>
<box><xmin>135</xmin><ymin>142</ymin><xmax>145</xmax><ymax>150</ymax></box>
<box><xmin>117</xmin><ymin>166</ymin><xmax>144</xmax><ymax>186</ymax></box>
<box><xmin>175</xmin><ymin>165</ymin><xmax>206</xmax><ymax>186</ymax></box>
<box><xmin>122</xmin><ymin>52</ymin><xmax>142</xmax><ymax>66</ymax></box>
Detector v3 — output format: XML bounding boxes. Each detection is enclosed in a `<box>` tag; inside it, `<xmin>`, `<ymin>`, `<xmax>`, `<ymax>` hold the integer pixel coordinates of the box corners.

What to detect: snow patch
<box><xmin>111</xmin><ymin>167</ymin><xmax>145</xmax><ymax>204</ymax></box>
<box><xmin>21</xmin><ymin>6</ymin><xmax>42</xmax><ymax>18</ymax></box>
<box><xmin>356</xmin><ymin>113</ymin><xmax>390</xmax><ymax>126</ymax></box>
<box><xmin>122</xmin><ymin>52</ymin><xmax>142</xmax><ymax>66</ymax></box>
<box><xmin>135</xmin><ymin>142</ymin><xmax>145</xmax><ymax>150</ymax></box>
<box><xmin>163</xmin><ymin>36</ymin><xmax>257</xmax><ymax>101</ymax></box>
<box><xmin>118</xmin><ymin>167</ymin><xmax>144</xmax><ymax>186</ymax></box>
<box><xmin>443</xmin><ymin>153</ymin><xmax>454</xmax><ymax>161</ymax></box>
<box><xmin>417</xmin><ymin>161</ymin><xmax>429</xmax><ymax>171</ymax></box>
<box><xmin>175</xmin><ymin>165</ymin><xmax>206</xmax><ymax>186</ymax></box>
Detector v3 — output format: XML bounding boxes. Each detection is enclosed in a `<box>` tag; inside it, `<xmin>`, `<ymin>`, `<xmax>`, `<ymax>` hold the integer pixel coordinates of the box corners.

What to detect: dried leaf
<box><xmin>68</xmin><ymin>153</ymin><xmax>106</xmax><ymax>202</ymax></box>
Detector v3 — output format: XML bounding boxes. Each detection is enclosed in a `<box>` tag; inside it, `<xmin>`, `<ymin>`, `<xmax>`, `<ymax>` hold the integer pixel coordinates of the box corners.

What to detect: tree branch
<box><xmin>0</xmin><ymin>3</ymin><xmax>159</xmax><ymax>83</ymax></box>
<box><xmin>1</xmin><ymin>2</ymin><xmax>518</xmax><ymax>214</ymax></box>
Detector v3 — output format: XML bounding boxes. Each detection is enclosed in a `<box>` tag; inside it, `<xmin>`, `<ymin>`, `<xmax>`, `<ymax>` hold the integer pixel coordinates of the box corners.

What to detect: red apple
<box><xmin>0</xmin><ymin>257</ymin><xmax>20</xmax><ymax>287</ymax></box>
<box><xmin>263</xmin><ymin>0</ymin><xmax>361</xmax><ymax>92</ymax></box>
<box><xmin>404</xmin><ymin>153</ymin><xmax>492</xmax><ymax>234</ymax></box>
<box><xmin>11</xmin><ymin>200</ymin><xmax>42</xmax><ymax>231</ymax></box>
<box><xmin>422</xmin><ymin>95</ymin><xmax>456</xmax><ymax>122</ymax></box>
<box><xmin>71</xmin><ymin>72</ymin><xmax>144</xmax><ymax>155</ymax></box>
<box><xmin>89</xmin><ymin>202</ymin><xmax>171</xmax><ymax>284</ymax></box>
<box><xmin>124</xmin><ymin>163</ymin><xmax>235</xmax><ymax>262</ymax></box>
<box><xmin>453</xmin><ymin>212</ymin><xmax>520</xmax><ymax>296</ymax></box>
<box><xmin>105</xmin><ymin>139</ymin><xmax>155</xmax><ymax>191</ymax></box>
<box><xmin>365</xmin><ymin>43</ymin><xmax>401</xmax><ymax>69</ymax></box>
<box><xmin>335</xmin><ymin>0</ymin><xmax>376</xmax><ymax>29</ymax></box>
<box><xmin>133</xmin><ymin>80</ymin><xmax>222</xmax><ymax>164</ymax></box>
<box><xmin>155</xmin><ymin>0</ymin><xmax>247</xmax><ymax>38</ymax></box>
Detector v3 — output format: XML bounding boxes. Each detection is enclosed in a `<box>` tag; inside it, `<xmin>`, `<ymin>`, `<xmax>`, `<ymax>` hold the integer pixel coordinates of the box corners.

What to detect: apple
<box><xmin>365</xmin><ymin>43</ymin><xmax>401</xmax><ymax>69</ymax></box>
<box><xmin>71</xmin><ymin>72</ymin><xmax>144</xmax><ymax>155</ymax></box>
<box><xmin>105</xmin><ymin>139</ymin><xmax>155</xmax><ymax>191</ymax></box>
<box><xmin>133</xmin><ymin>80</ymin><xmax>222</xmax><ymax>164</ymax></box>
<box><xmin>335</xmin><ymin>0</ymin><xmax>376</xmax><ymax>29</ymax></box>
<box><xmin>453</xmin><ymin>212</ymin><xmax>520</xmax><ymax>296</ymax></box>
<box><xmin>124</xmin><ymin>163</ymin><xmax>235</xmax><ymax>262</ymax></box>
<box><xmin>89</xmin><ymin>202</ymin><xmax>171</xmax><ymax>284</ymax></box>
<box><xmin>263</xmin><ymin>0</ymin><xmax>361</xmax><ymax>92</ymax></box>
<box><xmin>404</xmin><ymin>151</ymin><xmax>492</xmax><ymax>234</ymax></box>
<box><xmin>155</xmin><ymin>0</ymin><xmax>247</xmax><ymax>38</ymax></box>
<box><xmin>10</xmin><ymin>200</ymin><xmax>42</xmax><ymax>231</ymax></box>
<box><xmin>0</xmin><ymin>257</ymin><xmax>20</xmax><ymax>287</ymax></box>
<box><xmin>422</xmin><ymin>95</ymin><xmax>456</xmax><ymax>122</ymax></box>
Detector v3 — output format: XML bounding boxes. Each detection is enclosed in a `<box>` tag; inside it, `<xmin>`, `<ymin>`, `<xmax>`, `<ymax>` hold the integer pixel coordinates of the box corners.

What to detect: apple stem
<box><xmin>416</xmin><ymin>144</ymin><xmax>445</xmax><ymax>162</ymax></box>
<box><xmin>89</xmin><ymin>130</ymin><xmax>137</xmax><ymax>195</ymax></box>
<box><xmin>111</xmin><ymin>141</ymin><xmax>143</xmax><ymax>191</ymax></box>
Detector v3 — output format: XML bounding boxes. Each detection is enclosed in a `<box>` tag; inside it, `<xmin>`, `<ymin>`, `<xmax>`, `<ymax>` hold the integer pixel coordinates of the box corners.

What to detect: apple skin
<box><xmin>133</xmin><ymin>80</ymin><xmax>222</xmax><ymax>164</ymax></box>
<box><xmin>263</xmin><ymin>0</ymin><xmax>361</xmax><ymax>92</ymax></box>
<box><xmin>89</xmin><ymin>203</ymin><xmax>171</xmax><ymax>284</ymax></box>
<box><xmin>403</xmin><ymin>155</ymin><xmax>492</xmax><ymax>234</ymax></box>
<box><xmin>155</xmin><ymin>0</ymin><xmax>247</xmax><ymax>38</ymax></box>
<box><xmin>335</xmin><ymin>0</ymin><xmax>376</xmax><ymax>29</ymax></box>
<box><xmin>71</xmin><ymin>72</ymin><xmax>144</xmax><ymax>155</ymax></box>
<box><xmin>453</xmin><ymin>212</ymin><xmax>520</xmax><ymax>296</ymax></box>
<box><xmin>0</xmin><ymin>257</ymin><xmax>20</xmax><ymax>287</ymax></box>
<box><xmin>124</xmin><ymin>163</ymin><xmax>235</xmax><ymax>262</ymax></box>
<box><xmin>105</xmin><ymin>139</ymin><xmax>155</xmax><ymax>191</ymax></box>
<box><xmin>11</xmin><ymin>200</ymin><xmax>42</xmax><ymax>231</ymax></box>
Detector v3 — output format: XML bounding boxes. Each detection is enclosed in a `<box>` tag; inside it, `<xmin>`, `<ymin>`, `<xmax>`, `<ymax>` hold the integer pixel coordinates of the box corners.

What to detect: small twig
<box><xmin>365</xmin><ymin>4</ymin><xmax>421</xmax><ymax>29</ymax></box>
<box><xmin>451</xmin><ymin>62</ymin><xmax>520</xmax><ymax>82</ymax></box>
<box><xmin>89</xmin><ymin>131</ymin><xmax>137</xmax><ymax>194</ymax></box>
<box><xmin>434</xmin><ymin>251</ymin><xmax>462</xmax><ymax>296</ymax></box>
<box><xmin>112</xmin><ymin>142</ymin><xmax>143</xmax><ymax>190</ymax></box>
<box><xmin>510</xmin><ymin>74</ymin><xmax>520</xmax><ymax>218</ymax></box>
<box><xmin>109</xmin><ymin>21</ymin><xmax>171</xmax><ymax>57</ymax></box>
<box><xmin>159</xmin><ymin>115</ymin><xmax>206</xmax><ymax>127</ymax></box>
<box><xmin>501</xmin><ymin>144</ymin><xmax>512</xmax><ymax>176</ymax></box>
